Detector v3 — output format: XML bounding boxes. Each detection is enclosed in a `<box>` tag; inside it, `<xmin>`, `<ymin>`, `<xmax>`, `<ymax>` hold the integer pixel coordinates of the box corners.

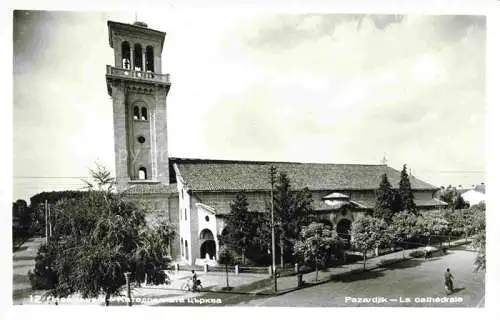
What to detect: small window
<box><xmin>181</xmin><ymin>237</ymin><xmax>184</xmax><ymax>256</ymax></box>
<box><xmin>184</xmin><ymin>208</ymin><xmax>187</xmax><ymax>220</ymax></box>
<box><xmin>141</xmin><ymin>107</ymin><xmax>148</xmax><ymax>121</ymax></box>
<box><xmin>133</xmin><ymin>106</ymin><xmax>139</xmax><ymax>120</ymax></box>
<box><xmin>137</xmin><ymin>136</ymin><xmax>145</xmax><ymax>144</ymax></box>
<box><xmin>185</xmin><ymin>240</ymin><xmax>189</xmax><ymax>260</ymax></box>
<box><xmin>205</xmin><ymin>216</ymin><xmax>210</xmax><ymax>222</ymax></box>
<box><xmin>138</xmin><ymin>167</ymin><xmax>147</xmax><ymax>180</ymax></box>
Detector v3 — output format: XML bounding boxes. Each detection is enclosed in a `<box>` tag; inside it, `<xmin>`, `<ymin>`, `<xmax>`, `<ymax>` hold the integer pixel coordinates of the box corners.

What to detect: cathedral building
<box><xmin>105</xmin><ymin>20</ymin><xmax>447</xmax><ymax>266</ymax></box>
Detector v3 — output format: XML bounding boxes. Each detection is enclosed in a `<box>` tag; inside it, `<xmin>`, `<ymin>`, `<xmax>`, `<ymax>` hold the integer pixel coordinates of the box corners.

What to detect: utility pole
<box><xmin>269</xmin><ymin>165</ymin><xmax>277</xmax><ymax>293</ymax></box>
<box><xmin>45</xmin><ymin>200</ymin><xmax>48</xmax><ymax>244</ymax></box>
<box><xmin>49</xmin><ymin>203</ymin><xmax>52</xmax><ymax>238</ymax></box>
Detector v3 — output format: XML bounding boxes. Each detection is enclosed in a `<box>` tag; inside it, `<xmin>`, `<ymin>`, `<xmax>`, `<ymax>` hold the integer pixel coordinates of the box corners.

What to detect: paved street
<box><xmin>12</xmin><ymin>237</ymin><xmax>45</xmax><ymax>304</ymax></box>
<box><xmin>156</xmin><ymin>249</ymin><xmax>484</xmax><ymax>307</ymax></box>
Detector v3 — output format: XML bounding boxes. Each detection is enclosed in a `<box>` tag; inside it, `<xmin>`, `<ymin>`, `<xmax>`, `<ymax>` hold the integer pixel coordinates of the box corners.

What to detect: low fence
<box><xmin>173</xmin><ymin>263</ymin><xmax>296</xmax><ymax>276</ymax></box>
<box><xmin>171</xmin><ymin>238</ymin><xmax>474</xmax><ymax>276</ymax></box>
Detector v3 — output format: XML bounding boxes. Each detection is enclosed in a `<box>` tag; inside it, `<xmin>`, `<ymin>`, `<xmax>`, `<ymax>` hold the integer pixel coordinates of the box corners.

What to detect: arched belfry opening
<box><xmin>141</xmin><ymin>107</ymin><xmax>148</xmax><ymax>121</ymax></box>
<box><xmin>146</xmin><ymin>46</ymin><xmax>154</xmax><ymax>72</ymax></box>
<box><xmin>133</xmin><ymin>43</ymin><xmax>143</xmax><ymax>71</ymax></box>
<box><xmin>133</xmin><ymin>106</ymin><xmax>139</xmax><ymax>120</ymax></box>
<box><xmin>121</xmin><ymin>41</ymin><xmax>131</xmax><ymax>69</ymax></box>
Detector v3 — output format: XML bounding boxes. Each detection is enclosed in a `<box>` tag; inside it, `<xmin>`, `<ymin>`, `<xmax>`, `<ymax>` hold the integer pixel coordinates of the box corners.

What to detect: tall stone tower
<box><xmin>105</xmin><ymin>20</ymin><xmax>171</xmax><ymax>190</ymax></box>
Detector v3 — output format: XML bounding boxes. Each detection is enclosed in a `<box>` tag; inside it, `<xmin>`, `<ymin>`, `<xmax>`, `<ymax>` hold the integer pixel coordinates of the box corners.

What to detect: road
<box><xmin>12</xmin><ymin>237</ymin><xmax>45</xmax><ymax>304</ymax></box>
<box><xmin>156</xmin><ymin>249</ymin><xmax>485</xmax><ymax>307</ymax></box>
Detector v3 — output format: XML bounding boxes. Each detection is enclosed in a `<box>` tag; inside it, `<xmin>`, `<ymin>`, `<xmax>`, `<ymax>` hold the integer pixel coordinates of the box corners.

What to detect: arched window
<box><xmin>138</xmin><ymin>167</ymin><xmax>147</xmax><ymax>180</ymax></box>
<box><xmin>146</xmin><ymin>46</ymin><xmax>154</xmax><ymax>72</ymax></box>
<box><xmin>134</xmin><ymin>43</ymin><xmax>143</xmax><ymax>71</ymax></box>
<box><xmin>141</xmin><ymin>107</ymin><xmax>148</xmax><ymax>121</ymax></box>
<box><xmin>121</xmin><ymin>42</ymin><xmax>131</xmax><ymax>69</ymax></box>
<box><xmin>133</xmin><ymin>106</ymin><xmax>139</xmax><ymax>120</ymax></box>
<box><xmin>184</xmin><ymin>240</ymin><xmax>189</xmax><ymax>260</ymax></box>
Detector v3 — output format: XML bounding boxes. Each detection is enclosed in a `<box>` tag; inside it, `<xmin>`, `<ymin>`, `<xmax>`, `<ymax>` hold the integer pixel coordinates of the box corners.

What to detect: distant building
<box><xmin>461</xmin><ymin>184</ymin><xmax>486</xmax><ymax>206</ymax></box>
<box><xmin>105</xmin><ymin>20</ymin><xmax>447</xmax><ymax>266</ymax></box>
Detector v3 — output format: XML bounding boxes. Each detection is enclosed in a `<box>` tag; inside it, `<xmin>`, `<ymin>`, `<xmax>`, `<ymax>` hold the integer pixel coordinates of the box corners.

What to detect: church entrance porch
<box><xmin>197</xmin><ymin>229</ymin><xmax>218</xmax><ymax>266</ymax></box>
<box><xmin>200</xmin><ymin>240</ymin><xmax>216</xmax><ymax>260</ymax></box>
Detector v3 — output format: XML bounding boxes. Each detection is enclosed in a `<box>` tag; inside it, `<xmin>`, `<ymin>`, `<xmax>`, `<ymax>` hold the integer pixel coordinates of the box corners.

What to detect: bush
<box><xmin>28</xmin><ymin>243</ymin><xmax>58</xmax><ymax>290</ymax></box>
<box><xmin>409</xmin><ymin>250</ymin><xmax>425</xmax><ymax>258</ymax></box>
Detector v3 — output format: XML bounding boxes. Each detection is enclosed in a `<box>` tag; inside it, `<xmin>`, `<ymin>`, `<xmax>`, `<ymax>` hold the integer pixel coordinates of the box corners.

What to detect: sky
<box><xmin>12</xmin><ymin>9</ymin><xmax>486</xmax><ymax>201</ymax></box>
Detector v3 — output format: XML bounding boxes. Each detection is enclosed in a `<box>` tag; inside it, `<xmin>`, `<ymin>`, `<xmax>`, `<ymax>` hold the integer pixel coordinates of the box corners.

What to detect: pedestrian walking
<box><xmin>424</xmin><ymin>246</ymin><xmax>432</xmax><ymax>260</ymax></box>
<box><xmin>444</xmin><ymin>268</ymin><xmax>454</xmax><ymax>294</ymax></box>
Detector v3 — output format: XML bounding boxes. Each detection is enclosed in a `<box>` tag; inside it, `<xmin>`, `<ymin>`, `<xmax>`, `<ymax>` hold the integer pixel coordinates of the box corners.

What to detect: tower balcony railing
<box><xmin>106</xmin><ymin>65</ymin><xmax>170</xmax><ymax>83</ymax></box>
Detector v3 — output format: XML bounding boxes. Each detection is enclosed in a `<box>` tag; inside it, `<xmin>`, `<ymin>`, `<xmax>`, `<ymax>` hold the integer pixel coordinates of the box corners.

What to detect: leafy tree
<box><xmin>293</xmin><ymin>222</ymin><xmax>340</xmax><ymax>282</ymax></box>
<box><xmin>388</xmin><ymin>211</ymin><xmax>419</xmax><ymax>255</ymax></box>
<box><xmin>470</xmin><ymin>208</ymin><xmax>485</xmax><ymax>272</ymax></box>
<box><xmin>29</xmin><ymin>165</ymin><xmax>175</xmax><ymax>306</ymax></box>
<box><xmin>438</xmin><ymin>185</ymin><xmax>456</xmax><ymax>207</ymax></box>
<box><xmin>373</xmin><ymin>174</ymin><xmax>396</xmax><ymax>222</ymax></box>
<box><xmin>444</xmin><ymin>209</ymin><xmax>474</xmax><ymax>240</ymax></box>
<box><xmin>454</xmin><ymin>194</ymin><xmax>469</xmax><ymax>210</ymax></box>
<box><xmin>399</xmin><ymin>164</ymin><xmax>417</xmax><ymax>213</ymax></box>
<box><xmin>12</xmin><ymin>199</ymin><xmax>33</xmax><ymax>242</ymax></box>
<box><xmin>417</xmin><ymin>211</ymin><xmax>450</xmax><ymax>245</ymax></box>
<box><xmin>217</xmin><ymin>246</ymin><xmax>234</xmax><ymax>289</ymax></box>
<box><xmin>273</xmin><ymin>172</ymin><xmax>312</xmax><ymax>267</ymax></box>
<box><xmin>221</xmin><ymin>192</ymin><xmax>258</xmax><ymax>264</ymax></box>
<box><xmin>351</xmin><ymin>216</ymin><xmax>391</xmax><ymax>270</ymax></box>
<box><xmin>29</xmin><ymin>190</ymin><xmax>87</xmax><ymax>236</ymax></box>
<box><xmin>438</xmin><ymin>186</ymin><xmax>469</xmax><ymax>211</ymax></box>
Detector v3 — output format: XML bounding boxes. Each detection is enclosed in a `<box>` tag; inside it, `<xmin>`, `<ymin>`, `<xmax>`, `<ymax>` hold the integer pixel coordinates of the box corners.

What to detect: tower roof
<box><xmin>107</xmin><ymin>20</ymin><xmax>166</xmax><ymax>52</ymax></box>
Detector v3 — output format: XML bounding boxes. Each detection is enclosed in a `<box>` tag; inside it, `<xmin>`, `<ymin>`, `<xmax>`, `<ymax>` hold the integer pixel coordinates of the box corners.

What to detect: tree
<box><xmin>221</xmin><ymin>192</ymin><xmax>258</xmax><ymax>264</ymax></box>
<box><xmin>351</xmin><ymin>216</ymin><xmax>391</xmax><ymax>270</ymax></box>
<box><xmin>388</xmin><ymin>211</ymin><xmax>419</xmax><ymax>256</ymax></box>
<box><xmin>438</xmin><ymin>186</ymin><xmax>469</xmax><ymax>211</ymax></box>
<box><xmin>444</xmin><ymin>209</ymin><xmax>474</xmax><ymax>240</ymax></box>
<box><xmin>399</xmin><ymin>164</ymin><xmax>417</xmax><ymax>213</ymax></box>
<box><xmin>453</xmin><ymin>194</ymin><xmax>469</xmax><ymax>210</ymax></box>
<box><xmin>12</xmin><ymin>199</ymin><xmax>33</xmax><ymax>242</ymax></box>
<box><xmin>373</xmin><ymin>174</ymin><xmax>395</xmax><ymax>222</ymax></box>
<box><xmin>217</xmin><ymin>246</ymin><xmax>234</xmax><ymax>289</ymax></box>
<box><xmin>293</xmin><ymin>222</ymin><xmax>340</xmax><ymax>282</ymax></box>
<box><xmin>470</xmin><ymin>207</ymin><xmax>485</xmax><ymax>272</ymax></box>
<box><xmin>29</xmin><ymin>165</ymin><xmax>175</xmax><ymax>306</ymax></box>
<box><xmin>417</xmin><ymin>211</ymin><xmax>450</xmax><ymax>245</ymax></box>
<box><xmin>438</xmin><ymin>185</ymin><xmax>456</xmax><ymax>207</ymax></box>
<box><xmin>273</xmin><ymin>172</ymin><xmax>312</xmax><ymax>267</ymax></box>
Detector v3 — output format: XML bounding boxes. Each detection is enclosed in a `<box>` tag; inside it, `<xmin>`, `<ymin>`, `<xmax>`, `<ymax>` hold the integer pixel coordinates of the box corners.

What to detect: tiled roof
<box><xmin>355</xmin><ymin>198</ymin><xmax>448</xmax><ymax>208</ymax></box>
<box><xmin>121</xmin><ymin>182</ymin><xmax>178</xmax><ymax>195</ymax></box>
<box><xmin>171</xmin><ymin>158</ymin><xmax>438</xmax><ymax>192</ymax></box>
<box><xmin>203</xmin><ymin>197</ymin><xmax>343</xmax><ymax>215</ymax></box>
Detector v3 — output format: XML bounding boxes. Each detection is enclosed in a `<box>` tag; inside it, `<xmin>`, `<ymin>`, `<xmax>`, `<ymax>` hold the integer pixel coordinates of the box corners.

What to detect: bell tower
<box><xmin>105</xmin><ymin>20</ymin><xmax>171</xmax><ymax>190</ymax></box>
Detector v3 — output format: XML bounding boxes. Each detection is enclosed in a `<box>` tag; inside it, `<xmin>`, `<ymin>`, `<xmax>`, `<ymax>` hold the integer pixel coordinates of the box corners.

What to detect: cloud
<box><xmin>199</xmin><ymin>14</ymin><xmax>485</xmax><ymax>179</ymax></box>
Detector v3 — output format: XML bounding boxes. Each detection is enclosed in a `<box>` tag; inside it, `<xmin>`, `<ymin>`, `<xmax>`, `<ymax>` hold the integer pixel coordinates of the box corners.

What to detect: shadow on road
<box><xmin>329</xmin><ymin>270</ymin><xmax>385</xmax><ymax>283</ymax></box>
<box><xmin>380</xmin><ymin>258</ymin><xmax>428</xmax><ymax>270</ymax></box>
<box><xmin>450</xmin><ymin>287</ymin><xmax>466</xmax><ymax>295</ymax></box>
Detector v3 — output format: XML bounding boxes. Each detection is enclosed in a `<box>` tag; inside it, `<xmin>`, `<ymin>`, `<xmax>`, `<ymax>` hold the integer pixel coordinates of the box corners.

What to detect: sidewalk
<box><xmin>12</xmin><ymin>237</ymin><xmax>45</xmax><ymax>303</ymax></box>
